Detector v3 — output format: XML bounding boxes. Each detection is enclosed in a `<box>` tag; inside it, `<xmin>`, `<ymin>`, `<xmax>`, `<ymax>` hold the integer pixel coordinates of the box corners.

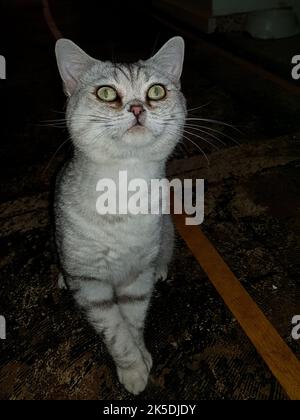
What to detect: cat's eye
<box><xmin>147</xmin><ymin>84</ymin><xmax>166</xmax><ymax>101</ymax></box>
<box><xmin>96</xmin><ymin>86</ymin><xmax>118</xmax><ymax>102</ymax></box>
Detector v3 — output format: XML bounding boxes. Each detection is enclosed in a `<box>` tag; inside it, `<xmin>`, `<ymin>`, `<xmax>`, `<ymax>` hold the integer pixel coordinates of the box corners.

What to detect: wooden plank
<box><xmin>173</xmin><ymin>212</ymin><xmax>300</xmax><ymax>400</ymax></box>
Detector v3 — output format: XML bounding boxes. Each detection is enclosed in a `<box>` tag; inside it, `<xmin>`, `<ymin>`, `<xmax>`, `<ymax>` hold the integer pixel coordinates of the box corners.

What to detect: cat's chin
<box><xmin>127</xmin><ymin>124</ymin><xmax>146</xmax><ymax>134</ymax></box>
<box><xmin>122</xmin><ymin>126</ymin><xmax>154</xmax><ymax>145</ymax></box>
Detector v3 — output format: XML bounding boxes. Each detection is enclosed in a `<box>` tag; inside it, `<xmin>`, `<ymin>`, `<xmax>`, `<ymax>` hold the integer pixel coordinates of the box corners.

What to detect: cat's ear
<box><xmin>148</xmin><ymin>37</ymin><xmax>185</xmax><ymax>83</ymax></box>
<box><xmin>55</xmin><ymin>39</ymin><xmax>94</xmax><ymax>96</ymax></box>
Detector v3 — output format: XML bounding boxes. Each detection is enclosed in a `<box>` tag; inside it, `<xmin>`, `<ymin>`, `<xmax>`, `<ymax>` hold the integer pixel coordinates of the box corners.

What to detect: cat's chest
<box><xmin>86</xmin><ymin>214</ymin><xmax>162</xmax><ymax>278</ymax></box>
<box><xmin>76</xmin><ymin>166</ymin><xmax>165</xmax><ymax>224</ymax></box>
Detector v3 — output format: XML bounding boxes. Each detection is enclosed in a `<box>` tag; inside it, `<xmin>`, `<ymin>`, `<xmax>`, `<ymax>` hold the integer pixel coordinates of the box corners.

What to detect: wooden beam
<box><xmin>173</xmin><ymin>212</ymin><xmax>300</xmax><ymax>400</ymax></box>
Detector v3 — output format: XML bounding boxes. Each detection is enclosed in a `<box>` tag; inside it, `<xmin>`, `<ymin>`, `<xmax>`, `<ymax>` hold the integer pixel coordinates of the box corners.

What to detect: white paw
<box><xmin>58</xmin><ymin>273</ymin><xmax>67</xmax><ymax>289</ymax></box>
<box><xmin>117</xmin><ymin>360</ymin><xmax>149</xmax><ymax>395</ymax></box>
<box><xmin>155</xmin><ymin>267</ymin><xmax>168</xmax><ymax>283</ymax></box>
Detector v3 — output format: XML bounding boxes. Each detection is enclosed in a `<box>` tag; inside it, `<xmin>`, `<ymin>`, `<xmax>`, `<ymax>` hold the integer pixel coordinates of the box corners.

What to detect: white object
<box><xmin>245</xmin><ymin>8</ymin><xmax>300</xmax><ymax>39</ymax></box>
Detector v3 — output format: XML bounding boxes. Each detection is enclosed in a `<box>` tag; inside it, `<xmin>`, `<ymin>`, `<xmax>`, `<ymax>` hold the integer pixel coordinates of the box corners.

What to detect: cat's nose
<box><xmin>129</xmin><ymin>104</ymin><xmax>144</xmax><ymax>117</ymax></box>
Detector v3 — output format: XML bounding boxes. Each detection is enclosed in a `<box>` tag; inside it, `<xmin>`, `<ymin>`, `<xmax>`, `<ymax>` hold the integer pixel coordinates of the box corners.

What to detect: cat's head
<box><xmin>55</xmin><ymin>37</ymin><xmax>186</xmax><ymax>162</ymax></box>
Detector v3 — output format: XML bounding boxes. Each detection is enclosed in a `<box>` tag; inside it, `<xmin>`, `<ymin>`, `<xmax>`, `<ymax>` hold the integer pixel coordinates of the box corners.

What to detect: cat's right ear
<box><xmin>55</xmin><ymin>39</ymin><xmax>93</xmax><ymax>96</ymax></box>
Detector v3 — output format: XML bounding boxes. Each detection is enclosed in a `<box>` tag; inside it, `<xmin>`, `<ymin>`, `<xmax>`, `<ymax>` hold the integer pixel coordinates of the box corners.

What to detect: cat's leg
<box><xmin>155</xmin><ymin>215</ymin><xmax>174</xmax><ymax>282</ymax></box>
<box><xmin>71</xmin><ymin>277</ymin><xmax>149</xmax><ymax>395</ymax></box>
<box><xmin>116</xmin><ymin>270</ymin><xmax>154</xmax><ymax>373</ymax></box>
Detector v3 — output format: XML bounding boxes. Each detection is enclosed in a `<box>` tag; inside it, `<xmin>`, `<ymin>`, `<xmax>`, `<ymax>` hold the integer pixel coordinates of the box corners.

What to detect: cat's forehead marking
<box><xmin>113</xmin><ymin>63</ymin><xmax>151</xmax><ymax>86</ymax></box>
<box><xmin>86</xmin><ymin>61</ymin><xmax>168</xmax><ymax>99</ymax></box>
<box><xmin>113</xmin><ymin>64</ymin><xmax>131</xmax><ymax>83</ymax></box>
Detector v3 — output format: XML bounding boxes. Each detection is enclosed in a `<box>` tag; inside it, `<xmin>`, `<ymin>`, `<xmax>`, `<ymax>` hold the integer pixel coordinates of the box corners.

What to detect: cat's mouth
<box><xmin>127</xmin><ymin>121</ymin><xmax>145</xmax><ymax>132</ymax></box>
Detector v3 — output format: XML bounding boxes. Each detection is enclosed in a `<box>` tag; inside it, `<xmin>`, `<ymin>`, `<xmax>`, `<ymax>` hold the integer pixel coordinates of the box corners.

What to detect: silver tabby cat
<box><xmin>54</xmin><ymin>37</ymin><xmax>186</xmax><ymax>394</ymax></box>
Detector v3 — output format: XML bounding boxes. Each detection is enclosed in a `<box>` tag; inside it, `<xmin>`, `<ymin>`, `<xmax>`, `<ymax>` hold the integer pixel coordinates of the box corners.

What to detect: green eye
<box><xmin>96</xmin><ymin>86</ymin><xmax>118</xmax><ymax>102</ymax></box>
<box><xmin>147</xmin><ymin>84</ymin><xmax>166</xmax><ymax>101</ymax></box>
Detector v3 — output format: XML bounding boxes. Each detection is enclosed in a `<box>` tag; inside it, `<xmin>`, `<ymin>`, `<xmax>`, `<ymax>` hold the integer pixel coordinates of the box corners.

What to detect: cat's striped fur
<box><xmin>54</xmin><ymin>37</ymin><xmax>186</xmax><ymax>394</ymax></box>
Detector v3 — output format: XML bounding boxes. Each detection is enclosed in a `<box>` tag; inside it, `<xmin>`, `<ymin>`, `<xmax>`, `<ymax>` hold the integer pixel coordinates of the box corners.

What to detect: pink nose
<box><xmin>129</xmin><ymin>105</ymin><xmax>144</xmax><ymax>117</ymax></box>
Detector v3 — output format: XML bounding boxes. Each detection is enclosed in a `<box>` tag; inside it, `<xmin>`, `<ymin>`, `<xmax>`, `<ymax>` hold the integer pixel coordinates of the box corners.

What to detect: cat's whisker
<box><xmin>39</xmin><ymin>118</ymin><xmax>117</xmax><ymax>129</ymax></box>
<box><xmin>161</xmin><ymin>115</ymin><xmax>241</xmax><ymax>134</ymax></box>
<box><xmin>87</xmin><ymin>126</ymin><xmax>112</xmax><ymax>146</ymax></box>
<box><xmin>163</xmin><ymin>103</ymin><xmax>213</xmax><ymax>119</ymax></box>
<box><xmin>183</xmin><ymin>123</ymin><xmax>240</xmax><ymax>146</ymax></box>
<box><xmin>156</xmin><ymin>103</ymin><xmax>211</xmax><ymax>120</ymax></box>
<box><xmin>40</xmin><ymin>111</ymin><xmax>124</xmax><ymax>125</ymax></box>
<box><xmin>42</xmin><ymin>123</ymin><xmax>112</xmax><ymax>176</ymax></box>
<box><xmin>164</xmin><ymin>127</ymin><xmax>210</xmax><ymax>165</ymax></box>
<box><xmin>39</xmin><ymin>123</ymin><xmax>114</xmax><ymax>130</ymax></box>
<box><xmin>157</xmin><ymin>117</ymin><xmax>238</xmax><ymax>148</ymax></box>
<box><xmin>186</xmin><ymin>102</ymin><xmax>212</xmax><ymax>113</ymax></box>
<box><xmin>159</xmin><ymin>117</ymin><xmax>241</xmax><ymax>148</ymax></box>
<box><xmin>41</xmin><ymin>137</ymin><xmax>72</xmax><ymax>177</ymax></box>
<box><xmin>72</xmin><ymin>113</ymin><xmax>113</xmax><ymax>119</ymax></box>
<box><xmin>185</xmin><ymin>128</ymin><xmax>226</xmax><ymax>147</ymax></box>
<box><xmin>185</xmin><ymin>118</ymin><xmax>242</xmax><ymax>132</ymax></box>
<box><xmin>181</xmin><ymin>129</ymin><xmax>220</xmax><ymax>151</ymax></box>
<box><xmin>163</xmin><ymin>119</ymin><xmax>220</xmax><ymax>150</ymax></box>
<box><xmin>40</xmin><ymin>119</ymin><xmax>111</xmax><ymax>124</ymax></box>
<box><xmin>181</xmin><ymin>135</ymin><xmax>210</xmax><ymax>165</ymax></box>
<box><xmin>181</xmin><ymin>124</ymin><xmax>226</xmax><ymax>146</ymax></box>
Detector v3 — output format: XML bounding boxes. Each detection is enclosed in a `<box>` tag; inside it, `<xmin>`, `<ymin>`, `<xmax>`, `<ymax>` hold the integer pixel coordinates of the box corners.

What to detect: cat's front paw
<box><xmin>117</xmin><ymin>360</ymin><xmax>149</xmax><ymax>395</ymax></box>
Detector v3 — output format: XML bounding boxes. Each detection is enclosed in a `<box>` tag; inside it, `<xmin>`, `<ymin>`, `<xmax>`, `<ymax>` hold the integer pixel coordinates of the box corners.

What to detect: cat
<box><xmin>54</xmin><ymin>37</ymin><xmax>186</xmax><ymax>395</ymax></box>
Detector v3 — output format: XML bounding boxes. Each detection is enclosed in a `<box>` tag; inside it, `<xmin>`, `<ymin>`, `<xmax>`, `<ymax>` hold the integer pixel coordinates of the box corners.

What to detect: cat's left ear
<box><xmin>148</xmin><ymin>37</ymin><xmax>185</xmax><ymax>84</ymax></box>
<box><xmin>55</xmin><ymin>38</ymin><xmax>94</xmax><ymax>96</ymax></box>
